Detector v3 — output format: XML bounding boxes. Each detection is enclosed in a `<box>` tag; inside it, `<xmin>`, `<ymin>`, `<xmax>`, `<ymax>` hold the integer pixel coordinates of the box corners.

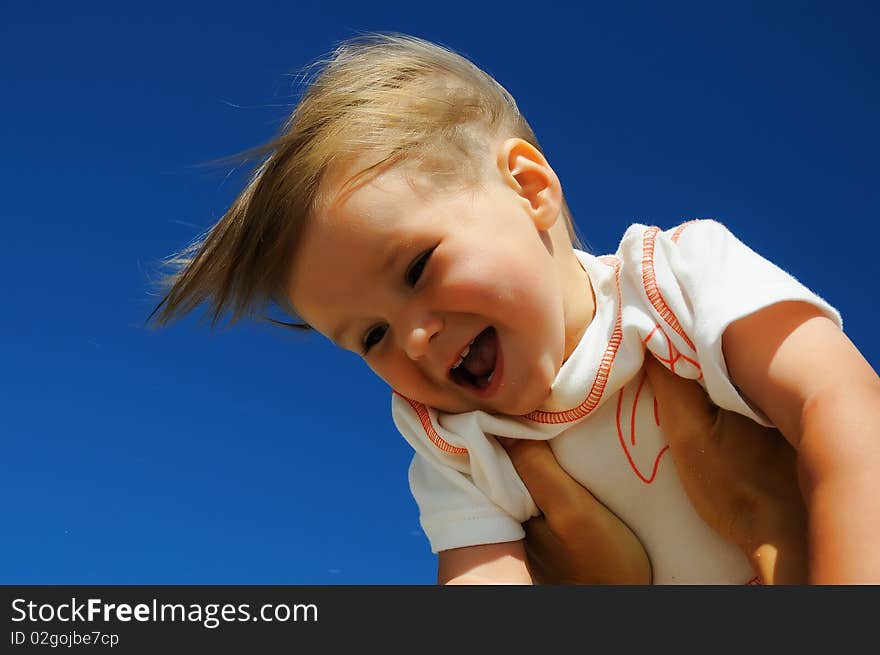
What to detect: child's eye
<box><xmin>405</xmin><ymin>248</ymin><xmax>434</xmax><ymax>287</ymax></box>
<box><xmin>362</xmin><ymin>323</ymin><xmax>388</xmax><ymax>354</ymax></box>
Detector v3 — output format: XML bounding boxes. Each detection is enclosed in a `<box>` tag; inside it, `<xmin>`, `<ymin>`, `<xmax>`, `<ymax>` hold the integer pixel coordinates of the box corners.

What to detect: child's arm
<box><xmin>723</xmin><ymin>300</ymin><xmax>880</xmax><ymax>583</ymax></box>
<box><xmin>438</xmin><ymin>541</ymin><xmax>533</xmax><ymax>585</ymax></box>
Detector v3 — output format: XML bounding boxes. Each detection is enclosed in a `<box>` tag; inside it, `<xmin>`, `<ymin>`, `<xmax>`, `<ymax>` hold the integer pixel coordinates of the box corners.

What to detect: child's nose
<box><xmin>403</xmin><ymin>314</ymin><xmax>443</xmax><ymax>360</ymax></box>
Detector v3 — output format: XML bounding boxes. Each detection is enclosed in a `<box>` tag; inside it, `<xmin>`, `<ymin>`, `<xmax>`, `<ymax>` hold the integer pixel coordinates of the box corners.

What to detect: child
<box><xmin>150</xmin><ymin>34</ymin><xmax>880</xmax><ymax>584</ymax></box>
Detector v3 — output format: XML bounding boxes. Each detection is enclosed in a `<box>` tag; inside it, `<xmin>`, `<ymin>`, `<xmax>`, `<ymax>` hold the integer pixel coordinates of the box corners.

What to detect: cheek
<box><xmin>462</xmin><ymin>229</ymin><xmax>553</xmax><ymax>288</ymax></box>
<box><xmin>368</xmin><ymin>355</ymin><xmax>424</xmax><ymax>396</ymax></box>
<box><xmin>440</xmin><ymin>249</ymin><xmax>540</xmax><ymax>308</ymax></box>
<box><xmin>453</xmin><ymin>262</ymin><xmax>559</xmax><ymax>318</ymax></box>
<box><xmin>365</xmin><ymin>357</ymin><xmax>397</xmax><ymax>389</ymax></box>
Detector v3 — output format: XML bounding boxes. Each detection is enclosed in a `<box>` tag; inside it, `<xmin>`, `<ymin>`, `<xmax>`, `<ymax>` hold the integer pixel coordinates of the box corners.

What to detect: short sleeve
<box><xmin>391</xmin><ymin>394</ymin><xmax>531</xmax><ymax>554</ymax></box>
<box><xmin>408</xmin><ymin>454</ymin><xmax>526</xmax><ymax>553</ymax></box>
<box><xmin>631</xmin><ymin>220</ymin><xmax>843</xmax><ymax>424</ymax></box>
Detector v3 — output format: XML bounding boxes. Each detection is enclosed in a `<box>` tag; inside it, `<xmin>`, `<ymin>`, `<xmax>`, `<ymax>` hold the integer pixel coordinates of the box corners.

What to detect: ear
<box><xmin>496</xmin><ymin>137</ymin><xmax>563</xmax><ymax>231</ymax></box>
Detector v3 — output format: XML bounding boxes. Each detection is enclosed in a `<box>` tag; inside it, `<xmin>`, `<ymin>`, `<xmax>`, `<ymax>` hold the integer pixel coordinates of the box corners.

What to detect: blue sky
<box><xmin>2</xmin><ymin>1</ymin><xmax>877</xmax><ymax>584</ymax></box>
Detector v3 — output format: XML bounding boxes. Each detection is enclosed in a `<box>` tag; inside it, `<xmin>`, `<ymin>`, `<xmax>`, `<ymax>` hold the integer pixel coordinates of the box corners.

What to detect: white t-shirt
<box><xmin>391</xmin><ymin>220</ymin><xmax>842</xmax><ymax>584</ymax></box>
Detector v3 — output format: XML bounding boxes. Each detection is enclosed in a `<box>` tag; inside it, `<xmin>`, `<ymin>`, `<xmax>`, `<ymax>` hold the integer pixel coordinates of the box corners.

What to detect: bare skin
<box><xmin>503</xmin><ymin>356</ymin><xmax>808</xmax><ymax>585</ymax></box>
<box><xmin>498</xmin><ymin>434</ymin><xmax>652</xmax><ymax>585</ymax></box>
<box><xmin>290</xmin><ymin>136</ymin><xmax>865</xmax><ymax>584</ymax></box>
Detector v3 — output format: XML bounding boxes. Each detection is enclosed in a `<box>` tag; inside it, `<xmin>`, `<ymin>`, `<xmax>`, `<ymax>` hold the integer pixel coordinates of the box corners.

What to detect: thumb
<box><xmin>502</xmin><ymin>439</ymin><xmax>589</xmax><ymax>515</ymax></box>
<box><xmin>643</xmin><ymin>355</ymin><xmax>715</xmax><ymax>433</ymax></box>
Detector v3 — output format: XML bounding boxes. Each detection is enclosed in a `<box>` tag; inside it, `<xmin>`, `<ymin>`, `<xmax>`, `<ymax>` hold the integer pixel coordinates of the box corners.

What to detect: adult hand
<box><xmin>642</xmin><ymin>356</ymin><xmax>807</xmax><ymax>584</ymax></box>
<box><xmin>502</xmin><ymin>357</ymin><xmax>808</xmax><ymax>584</ymax></box>
<box><xmin>499</xmin><ymin>436</ymin><xmax>651</xmax><ymax>584</ymax></box>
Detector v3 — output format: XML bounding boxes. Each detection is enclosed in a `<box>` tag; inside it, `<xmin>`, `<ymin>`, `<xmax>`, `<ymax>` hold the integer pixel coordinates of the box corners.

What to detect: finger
<box><xmin>504</xmin><ymin>439</ymin><xmax>591</xmax><ymax>515</ymax></box>
<box><xmin>643</xmin><ymin>355</ymin><xmax>715</xmax><ymax>433</ymax></box>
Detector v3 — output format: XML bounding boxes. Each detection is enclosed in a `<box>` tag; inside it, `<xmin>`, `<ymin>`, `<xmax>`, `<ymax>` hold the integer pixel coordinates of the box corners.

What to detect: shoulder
<box><xmin>614</xmin><ymin>219</ymin><xmax>738</xmax><ymax>280</ymax></box>
<box><xmin>616</xmin><ymin>219</ymin><xmax>728</xmax><ymax>249</ymax></box>
<box><xmin>391</xmin><ymin>392</ymin><xmax>471</xmax><ymax>457</ymax></box>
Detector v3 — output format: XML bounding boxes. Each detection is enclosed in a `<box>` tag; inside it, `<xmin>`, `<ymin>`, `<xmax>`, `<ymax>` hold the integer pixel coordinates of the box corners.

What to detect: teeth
<box><xmin>450</xmin><ymin>339</ymin><xmax>475</xmax><ymax>372</ymax></box>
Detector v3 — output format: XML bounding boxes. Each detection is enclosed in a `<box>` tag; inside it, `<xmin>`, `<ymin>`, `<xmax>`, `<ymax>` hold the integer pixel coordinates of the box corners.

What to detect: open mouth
<box><xmin>449</xmin><ymin>326</ymin><xmax>499</xmax><ymax>391</ymax></box>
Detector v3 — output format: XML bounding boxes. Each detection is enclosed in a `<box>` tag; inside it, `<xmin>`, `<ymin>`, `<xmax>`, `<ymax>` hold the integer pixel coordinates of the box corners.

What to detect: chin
<box><xmin>504</xmin><ymin>383</ymin><xmax>553</xmax><ymax>417</ymax></box>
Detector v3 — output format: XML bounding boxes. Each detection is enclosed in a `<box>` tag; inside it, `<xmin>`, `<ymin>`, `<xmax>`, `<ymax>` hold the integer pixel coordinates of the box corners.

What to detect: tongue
<box><xmin>462</xmin><ymin>328</ymin><xmax>497</xmax><ymax>377</ymax></box>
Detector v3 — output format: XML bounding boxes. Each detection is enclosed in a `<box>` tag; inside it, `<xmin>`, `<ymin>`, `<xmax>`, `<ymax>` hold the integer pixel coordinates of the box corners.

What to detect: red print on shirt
<box><xmin>616</xmin><ymin>371</ymin><xmax>669</xmax><ymax>484</ymax></box>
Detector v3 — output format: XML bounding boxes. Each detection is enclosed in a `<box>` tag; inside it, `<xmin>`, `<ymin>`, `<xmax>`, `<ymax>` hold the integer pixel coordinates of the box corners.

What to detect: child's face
<box><xmin>288</xmin><ymin>142</ymin><xmax>589</xmax><ymax>415</ymax></box>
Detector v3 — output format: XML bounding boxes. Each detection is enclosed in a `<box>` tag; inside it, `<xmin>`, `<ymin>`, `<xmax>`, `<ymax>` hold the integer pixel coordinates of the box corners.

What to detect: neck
<box><xmin>561</xmin><ymin>247</ymin><xmax>596</xmax><ymax>361</ymax></box>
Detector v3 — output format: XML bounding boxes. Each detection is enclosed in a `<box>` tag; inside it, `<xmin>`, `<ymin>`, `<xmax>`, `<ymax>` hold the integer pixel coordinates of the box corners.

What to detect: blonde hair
<box><xmin>148</xmin><ymin>32</ymin><xmax>582</xmax><ymax>329</ymax></box>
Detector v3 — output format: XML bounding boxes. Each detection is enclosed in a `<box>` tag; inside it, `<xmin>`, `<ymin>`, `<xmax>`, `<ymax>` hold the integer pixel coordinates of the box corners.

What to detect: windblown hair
<box><xmin>148</xmin><ymin>33</ymin><xmax>582</xmax><ymax>330</ymax></box>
